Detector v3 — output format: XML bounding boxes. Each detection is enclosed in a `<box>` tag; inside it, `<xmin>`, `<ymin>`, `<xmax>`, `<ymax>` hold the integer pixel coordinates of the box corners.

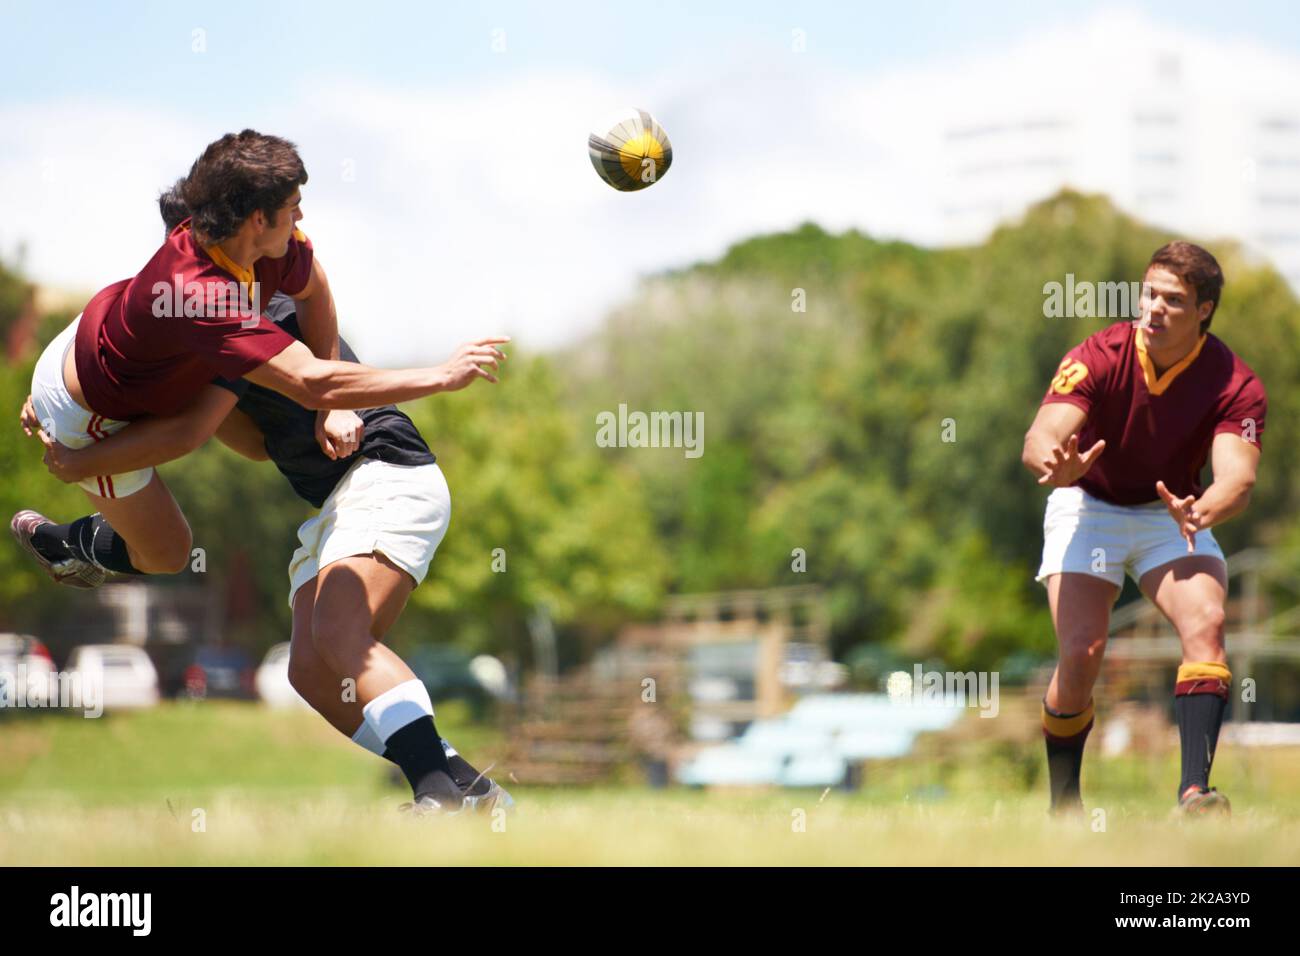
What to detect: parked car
<box><xmin>0</xmin><ymin>632</ymin><xmax>56</xmax><ymax>708</ymax></box>
<box><xmin>255</xmin><ymin>642</ymin><xmax>310</xmax><ymax>709</ymax></box>
<box><xmin>152</xmin><ymin>644</ymin><xmax>256</xmax><ymax>700</ymax></box>
<box><xmin>66</xmin><ymin>644</ymin><xmax>159</xmax><ymax>710</ymax></box>
<box><xmin>183</xmin><ymin>645</ymin><xmax>255</xmax><ymax>700</ymax></box>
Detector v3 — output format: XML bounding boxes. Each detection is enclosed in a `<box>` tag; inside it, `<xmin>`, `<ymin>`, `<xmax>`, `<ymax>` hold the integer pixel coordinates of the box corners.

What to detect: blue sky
<box><xmin>6</xmin><ymin>0</ymin><xmax>1300</xmax><ymax>112</ymax></box>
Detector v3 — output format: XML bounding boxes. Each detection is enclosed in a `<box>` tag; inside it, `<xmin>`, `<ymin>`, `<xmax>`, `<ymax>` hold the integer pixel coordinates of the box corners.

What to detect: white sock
<box><xmin>350</xmin><ymin>720</ymin><xmax>386</xmax><ymax>757</ymax></box>
<box><xmin>362</xmin><ymin>678</ymin><xmax>434</xmax><ymax>747</ymax></box>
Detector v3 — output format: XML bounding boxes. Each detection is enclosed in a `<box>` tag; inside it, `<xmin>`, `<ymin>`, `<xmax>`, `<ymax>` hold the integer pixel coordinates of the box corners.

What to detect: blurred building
<box><xmin>932</xmin><ymin>17</ymin><xmax>1300</xmax><ymax>290</ymax></box>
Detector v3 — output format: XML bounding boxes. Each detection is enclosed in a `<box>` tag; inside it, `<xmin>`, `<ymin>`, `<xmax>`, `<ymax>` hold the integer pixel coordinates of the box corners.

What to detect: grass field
<box><xmin>2</xmin><ymin>702</ymin><xmax>1298</xmax><ymax>866</ymax></box>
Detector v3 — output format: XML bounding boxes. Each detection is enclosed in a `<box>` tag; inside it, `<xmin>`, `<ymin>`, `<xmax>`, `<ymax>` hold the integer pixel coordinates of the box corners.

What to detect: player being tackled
<box><xmin>12</xmin><ymin>135</ymin><xmax>510</xmax><ymax>816</ymax></box>
<box><xmin>1022</xmin><ymin>242</ymin><xmax>1264</xmax><ymax>818</ymax></box>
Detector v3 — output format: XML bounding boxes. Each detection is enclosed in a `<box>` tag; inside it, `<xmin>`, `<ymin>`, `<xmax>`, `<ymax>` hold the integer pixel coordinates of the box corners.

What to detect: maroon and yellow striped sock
<box><xmin>1175</xmin><ymin>661</ymin><xmax>1230</xmax><ymax>799</ymax></box>
<box><xmin>1042</xmin><ymin>699</ymin><xmax>1094</xmax><ymax>810</ymax></box>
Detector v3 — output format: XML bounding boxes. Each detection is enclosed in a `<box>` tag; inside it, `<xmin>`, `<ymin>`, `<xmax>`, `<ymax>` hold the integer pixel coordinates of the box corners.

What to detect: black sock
<box><xmin>383</xmin><ymin>716</ymin><xmax>454</xmax><ymax>799</ymax></box>
<box><xmin>31</xmin><ymin>522</ymin><xmax>75</xmax><ymax>562</ymax></box>
<box><xmin>1045</xmin><ymin>735</ymin><xmax>1088</xmax><ymax>808</ymax></box>
<box><xmin>1176</xmin><ymin>692</ymin><xmax>1227</xmax><ymax>797</ymax></box>
<box><xmin>1043</xmin><ymin>701</ymin><xmax>1094</xmax><ymax>810</ymax></box>
<box><xmin>32</xmin><ymin>514</ymin><xmax>141</xmax><ymax>575</ymax></box>
<box><xmin>446</xmin><ymin>753</ymin><xmax>492</xmax><ymax>796</ymax></box>
<box><xmin>381</xmin><ymin>741</ymin><xmax>491</xmax><ymax>796</ymax></box>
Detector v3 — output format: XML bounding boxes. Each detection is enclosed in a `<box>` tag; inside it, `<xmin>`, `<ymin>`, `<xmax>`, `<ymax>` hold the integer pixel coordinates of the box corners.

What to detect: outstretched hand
<box><xmin>1156</xmin><ymin>480</ymin><xmax>1201</xmax><ymax>553</ymax></box>
<box><xmin>437</xmin><ymin>337</ymin><xmax>510</xmax><ymax>392</ymax></box>
<box><xmin>1037</xmin><ymin>433</ymin><xmax>1106</xmax><ymax>487</ymax></box>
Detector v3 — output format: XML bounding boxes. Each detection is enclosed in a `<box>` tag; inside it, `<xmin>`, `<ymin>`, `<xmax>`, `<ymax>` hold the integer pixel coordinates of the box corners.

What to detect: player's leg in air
<box><xmin>12</xmin><ymin>340</ymin><xmax>233</xmax><ymax>587</ymax></box>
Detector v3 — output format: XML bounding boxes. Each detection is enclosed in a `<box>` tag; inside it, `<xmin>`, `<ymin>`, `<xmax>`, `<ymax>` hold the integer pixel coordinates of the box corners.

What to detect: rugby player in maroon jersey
<box><xmin>15</xmin><ymin>130</ymin><xmax>502</xmax><ymax>586</ymax></box>
<box><xmin>12</xmin><ymin>131</ymin><xmax>507</xmax><ymax>813</ymax></box>
<box><xmin>1022</xmin><ymin>242</ymin><xmax>1264</xmax><ymax>816</ymax></box>
<box><xmin>22</xmin><ymin>181</ymin><xmax>515</xmax><ymax>813</ymax></box>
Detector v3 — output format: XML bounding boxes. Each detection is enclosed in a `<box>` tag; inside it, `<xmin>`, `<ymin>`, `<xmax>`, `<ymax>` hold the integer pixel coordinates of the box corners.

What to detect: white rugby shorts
<box><xmin>287</xmin><ymin>458</ymin><xmax>451</xmax><ymax>607</ymax></box>
<box><xmin>1036</xmin><ymin>486</ymin><xmax>1224</xmax><ymax>588</ymax></box>
<box><xmin>29</xmin><ymin>315</ymin><xmax>154</xmax><ymax>499</ymax></box>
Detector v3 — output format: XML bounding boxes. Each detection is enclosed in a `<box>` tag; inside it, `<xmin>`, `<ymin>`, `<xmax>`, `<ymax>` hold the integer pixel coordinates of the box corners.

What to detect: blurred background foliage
<box><xmin>2</xmin><ymin>190</ymin><xmax>1298</xmax><ymax>672</ymax></box>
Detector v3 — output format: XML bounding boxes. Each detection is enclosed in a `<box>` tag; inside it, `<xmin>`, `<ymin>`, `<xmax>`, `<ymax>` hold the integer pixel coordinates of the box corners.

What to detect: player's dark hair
<box><xmin>181</xmin><ymin>130</ymin><xmax>307</xmax><ymax>243</ymax></box>
<box><xmin>158</xmin><ymin>177</ymin><xmax>191</xmax><ymax>237</ymax></box>
<box><xmin>1146</xmin><ymin>241</ymin><xmax>1224</xmax><ymax>335</ymax></box>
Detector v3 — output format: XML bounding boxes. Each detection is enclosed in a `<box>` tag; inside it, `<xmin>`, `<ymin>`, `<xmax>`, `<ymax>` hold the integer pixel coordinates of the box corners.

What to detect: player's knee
<box><xmin>286</xmin><ymin>650</ymin><xmax>324</xmax><ymax>700</ymax></box>
<box><xmin>132</xmin><ymin>527</ymin><xmax>194</xmax><ymax>574</ymax></box>
<box><xmin>1181</xmin><ymin>602</ymin><xmax>1226</xmax><ymax>647</ymax></box>
<box><xmin>158</xmin><ymin>537</ymin><xmax>194</xmax><ymax>574</ymax></box>
<box><xmin>286</xmin><ymin>658</ymin><xmax>310</xmax><ymax>697</ymax></box>
<box><xmin>1057</xmin><ymin>634</ymin><xmax>1106</xmax><ymax>672</ymax></box>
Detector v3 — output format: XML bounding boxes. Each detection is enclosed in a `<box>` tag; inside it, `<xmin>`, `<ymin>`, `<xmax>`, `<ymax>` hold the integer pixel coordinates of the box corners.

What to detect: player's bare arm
<box><xmin>32</xmin><ymin>385</ymin><xmax>239</xmax><ymax>483</ymax></box>
<box><xmin>290</xmin><ymin>258</ymin><xmax>339</xmax><ymax>360</ymax></box>
<box><xmin>1022</xmin><ymin>401</ymin><xmax>1106</xmax><ymax>486</ymax></box>
<box><xmin>1156</xmin><ymin>433</ymin><xmax>1260</xmax><ymax>551</ymax></box>
<box><xmin>244</xmin><ymin>336</ymin><xmax>509</xmax><ymax>410</ymax></box>
<box><xmin>289</xmin><ymin>257</ymin><xmax>362</xmax><ymax>460</ymax></box>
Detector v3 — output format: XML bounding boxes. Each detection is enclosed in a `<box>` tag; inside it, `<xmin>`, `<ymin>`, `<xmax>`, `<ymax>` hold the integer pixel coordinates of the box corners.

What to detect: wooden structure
<box><xmin>503</xmin><ymin>586</ymin><xmax>831</xmax><ymax>786</ymax></box>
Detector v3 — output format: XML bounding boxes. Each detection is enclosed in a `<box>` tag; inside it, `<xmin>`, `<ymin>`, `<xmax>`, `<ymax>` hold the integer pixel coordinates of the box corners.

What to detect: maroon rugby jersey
<box><xmin>74</xmin><ymin>220</ymin><xmax>311</xmax><ymax>420</ymax></box>
<box><xmin>1041</xmin><ymin>322</ymin><xmax>1265</xmax><ymax>505</ymax></box>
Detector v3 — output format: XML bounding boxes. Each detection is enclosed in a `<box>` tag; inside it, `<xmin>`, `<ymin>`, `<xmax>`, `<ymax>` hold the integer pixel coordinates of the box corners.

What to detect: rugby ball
<box><xmin>588</xmin><ymin>109</ymin><xmax>673</xmax><ymax>191</ymax></box>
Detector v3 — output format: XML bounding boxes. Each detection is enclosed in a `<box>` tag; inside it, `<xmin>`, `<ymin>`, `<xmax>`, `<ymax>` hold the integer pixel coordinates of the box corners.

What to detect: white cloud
<box><xmin>0</xmin><ymin>101</ymin><xmax>210</xmax><ymax>291</ymax></box>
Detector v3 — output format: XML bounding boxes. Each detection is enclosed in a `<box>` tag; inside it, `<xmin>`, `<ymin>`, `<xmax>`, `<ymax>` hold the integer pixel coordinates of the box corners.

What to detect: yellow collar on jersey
<box><xmin>202</xmin><ymin>240</ymin><xmax>255</xmax><ymax>288</ymax></box>
<box><xmin>177</xmin><ymin>221</ymin><xmax>306</xmax><ymax>289</ymax></box>
<box><xmin>1135</xmin><ymin>327</ymin><xmax>1207</xmax><ymax>396</ymax></box>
